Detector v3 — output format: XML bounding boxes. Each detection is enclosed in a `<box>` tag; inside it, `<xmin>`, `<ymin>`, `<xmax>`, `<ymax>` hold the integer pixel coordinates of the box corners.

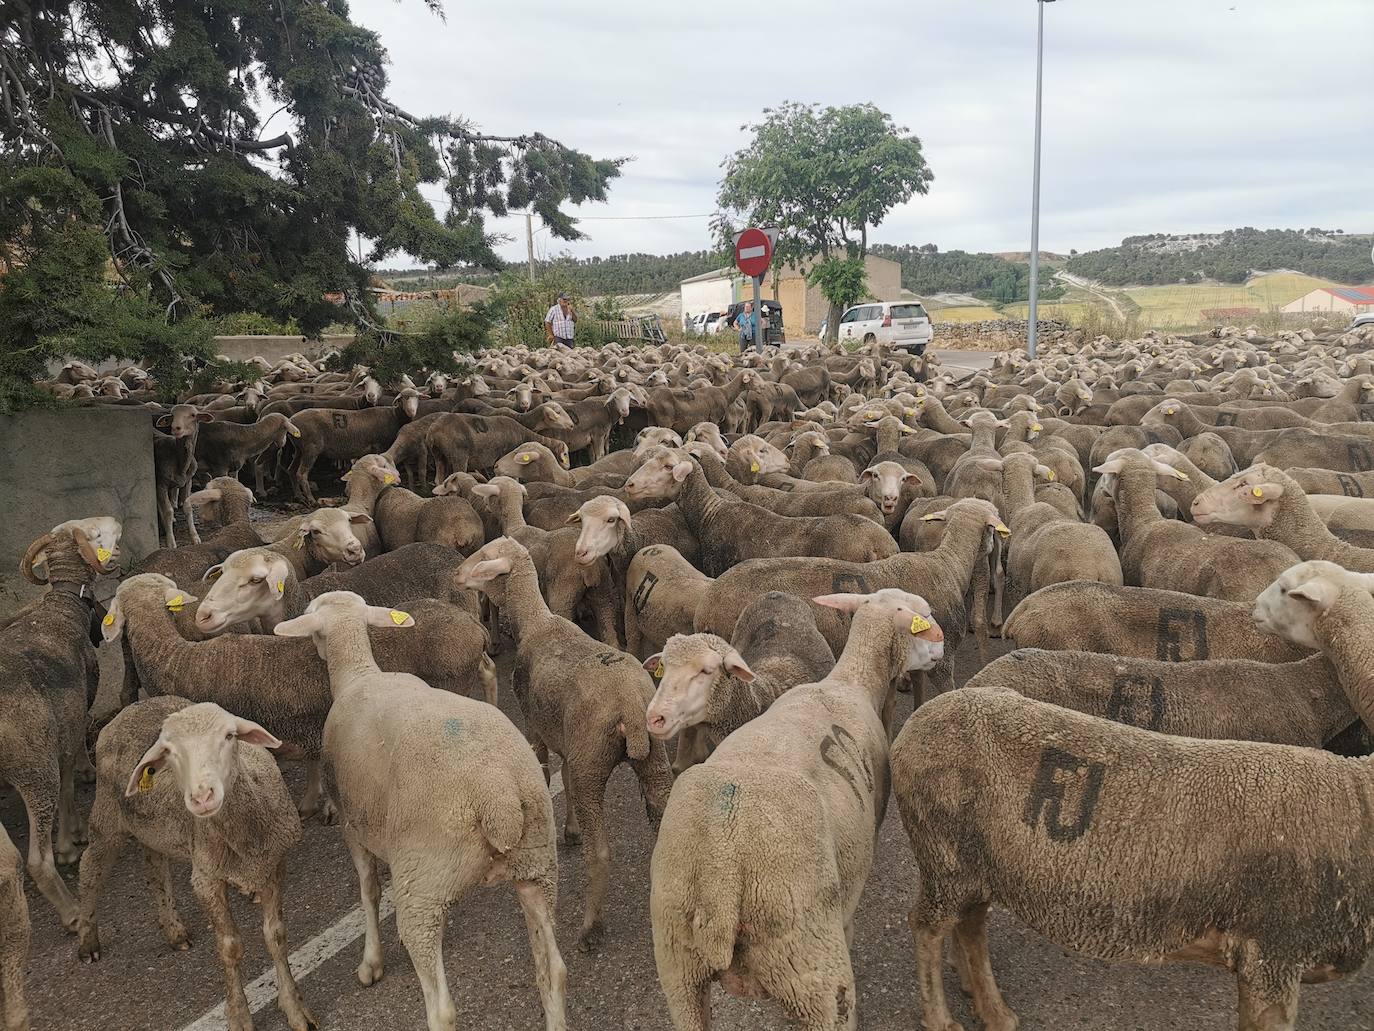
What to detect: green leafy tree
<box><xmin>806</xmin><ymin>257</ymin><xmax>869</xmax><ymax>326</ymax></box>
<box><xmin>0</xmin><ymin>0</ymin><xmax>620</xmax><ymax>408</ymax></box>
<box><xmin>716</xmin><ymin>101</ymin><xmax>933</xmax><ymax>340</ymax></box>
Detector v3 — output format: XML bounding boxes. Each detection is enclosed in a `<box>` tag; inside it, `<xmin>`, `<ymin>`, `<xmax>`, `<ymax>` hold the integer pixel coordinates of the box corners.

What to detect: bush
<box><xmin>208</xmin><ymin>312</ymin><xmax>303</xmax><ymax>336</ymax></box>
<box><xmin>329</xmin><ymin>303</ymin><xmax>492</xmax><ymax>384</ymax></box>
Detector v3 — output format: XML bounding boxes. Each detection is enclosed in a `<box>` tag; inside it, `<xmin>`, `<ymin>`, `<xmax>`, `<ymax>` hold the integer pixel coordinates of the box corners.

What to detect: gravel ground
<box><xmin>5</xmin><ymin>627</ymin><xmax>1372</xmax><ymax>1031</ymax></box>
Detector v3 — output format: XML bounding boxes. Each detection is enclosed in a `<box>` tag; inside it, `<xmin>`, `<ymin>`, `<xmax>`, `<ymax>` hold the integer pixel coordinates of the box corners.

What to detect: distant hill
<box><xmin>379</xmin><ymin>250</ymin><xmax>727</xmax><ymax>296</ymax></box>
<box><xmin>869</xmin><ymin>244</ymin><xmax>1065</xmax><ymax>304</ymax></box>
<box><xmin>1064</xmin><ymin>228</ymin><xmax>1373</xmax><ymax>287</ymax></box>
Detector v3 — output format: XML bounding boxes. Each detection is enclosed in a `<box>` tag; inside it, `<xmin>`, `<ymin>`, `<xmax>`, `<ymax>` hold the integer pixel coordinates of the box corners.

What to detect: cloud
<box><xmin>353</xmin><ymin>0</ymin><xmax>1373</xmax><ymax>265</ymax></box>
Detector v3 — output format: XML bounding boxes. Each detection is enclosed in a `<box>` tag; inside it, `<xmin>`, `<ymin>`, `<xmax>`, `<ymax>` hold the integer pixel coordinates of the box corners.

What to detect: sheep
<box><xmin>1286</xmin><ymin>466</ymin><xmax>1374</xmax><ymax>499</ymax></box>
<box><xmin>675</xmin><ymin>459</ymin><xmax>898</xmax><ymax>576</ymax></box>
<box><xmin>677</xmin><ymin>445</ymin><xmax>884</xmax><ymax>523</ymax></box>
<box><xmin>456</xmin><ymin>537</ymin><xmax>674</xmax><ymax>951</ymax></box>
<box><xmin>424</xmin><ymin>410</ymin><xmax>574</xmax><ymax>481</ymax></box>
<box><xmin>1191</xmin><ymin>464</ymin><xmax>1374</xmax><ymax>572</ymax></box>
<box><xmin>194</xmin><ymin>412</ymin><xmax>301</xmax><ymax>497</ymax></box>
<box><xmin>103</xmin><ymin>572</ymin><xmax>492</xmax><ymax>823</ymax></box>
<box><xmin>494</xmin><ymin>441</ymin><xmax>577</xmax><ymax>487</ymax></box>
<box><xmin>184</xmin><ymin>476</ymin><xmax>257</xmax><ymax>534</ymax></box>
<box><xmin>75</xmin><ymin>699</ymin><xmax>316</xmax><ymax>1031</ymax></box>
<box><xmin>965</xmin><ymin>647</ymin><xmax>1357</xmax><ymax>748</ymax></box>
<box><xmin>2</xmin><ymin>519</ymin><xmax>120</xmax><ymax>929</ymax></box>
<box><xmin>287</xmin><ymin>389</ymin><xmax>421</xmax><ymax>503</ymax></box>
<box><xmin>645</xmin><ymin>591</ymin><xmax>836</xmax><ymax>772</ymax></box>
<box><xmin>0</xmin><ymin>824</ymin><xmax>29</xmax><ymax>1031</ymax></box>
<box><xmin>1093</xmin><ymin>448</ymin><xmax>1299</xmax><ymax>602</ymax></box>
<box><xmin>569</xmin><ymin>493</ymin><xmax>700</xmax><ymax>586</ymax></box>
<box><xmin>1002</xmin><ymin>580</ymin><xmax>1310</xmax><ymax>663</ymax></box>
<box><xmin>621</xmin><ymin>544</ymin><xmax>714</xmax><ymax>659</ymax></box>
<box><xmin>891</xmin><ymin>683</ymin><xmax>1374</xmax><ymax>1031</ymax></box>
<box><xmin>361</xmin><ymin>459</ymin><xmax>485</xmax><ymax>554</ymax></box>
<box><xmin>650</xmin><ymin>588</ymin><xmax>945</xmax><ymax>1031</ymax></box>
<box><xmin>153</xmin><ymin>404</ymin><xmax>214</xmax><ymax>547</ymax></box>
<box><xmin>272</xmin><ymin>592</ymin><xmax>566</xmax><ymax>1031</ymax></box>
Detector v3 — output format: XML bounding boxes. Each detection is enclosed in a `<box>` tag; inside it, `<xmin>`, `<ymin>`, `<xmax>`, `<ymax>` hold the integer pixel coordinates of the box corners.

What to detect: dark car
<box><xmin>720</xmin><ymin>300</ymin><xmax>785</xmax><ymax>345</ymax></box>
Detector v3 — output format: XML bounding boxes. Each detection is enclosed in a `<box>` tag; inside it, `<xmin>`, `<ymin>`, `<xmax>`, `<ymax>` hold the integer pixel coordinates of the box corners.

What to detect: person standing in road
<box><xmin>737</xmin><ymin>301</ymin><xmax>757</xmax><ymax>354</ymax></box>
<box><xmin>545</xmin><ymin>292</ymin><xmax>576</xmax><ymax>346</ymax></box>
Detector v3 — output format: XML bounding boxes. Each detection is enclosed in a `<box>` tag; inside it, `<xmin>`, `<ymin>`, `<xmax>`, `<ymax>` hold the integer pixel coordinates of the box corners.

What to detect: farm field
<box><xmin>1124</xmin><ymin>272</ymin><xmax>1337</xmax><ymax>328</ymax></box>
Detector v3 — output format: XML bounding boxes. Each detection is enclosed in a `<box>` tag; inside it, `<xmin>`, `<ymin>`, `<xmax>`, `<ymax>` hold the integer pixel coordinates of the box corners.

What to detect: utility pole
<box><xmin>1027</xmin><ymin>0</ymin><xmax>1055</xmax><ymax>360</ymax></box>
<box><xmin>526</xmin><ymin>212</ymin><xmax>536</xmax><ymax>281</ymax></box>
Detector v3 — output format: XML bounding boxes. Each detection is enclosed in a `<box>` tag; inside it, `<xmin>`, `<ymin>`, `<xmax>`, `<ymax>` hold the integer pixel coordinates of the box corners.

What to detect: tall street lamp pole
<box><xmin>1027</xmin><ymin>0</ymin><xmax>1054</xmax><ymax>360</ymax></box>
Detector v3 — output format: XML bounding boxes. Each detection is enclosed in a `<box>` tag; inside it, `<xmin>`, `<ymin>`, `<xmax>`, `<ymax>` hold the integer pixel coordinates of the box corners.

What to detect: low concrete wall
<box><xmin>212</xmin><ymin>334</ymin><xmax>356</xmax><ymax>364</ymax></box>
<box><xmin>0</xmin><ymin>408</ymin><xmax>158</xmax><ymax>618</ymax></box>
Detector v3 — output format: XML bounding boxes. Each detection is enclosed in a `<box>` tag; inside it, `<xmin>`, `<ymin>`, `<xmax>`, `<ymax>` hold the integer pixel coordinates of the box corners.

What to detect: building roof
<box><xmin>680</xmin><ymin>267</ymin><xmax>734</xmax><ymax>285</ymax></box>
<box><xmin>1324</xmin><ymin>286</ymin><xmax>1374</xmax><ymax>303</ymax></box>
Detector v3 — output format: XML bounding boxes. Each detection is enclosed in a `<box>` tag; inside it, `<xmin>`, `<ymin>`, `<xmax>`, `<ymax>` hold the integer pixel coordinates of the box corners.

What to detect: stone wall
<box><xmin>932</xmin><ymin>319</ymin><xmax>1072</xmax><ymax>351</ymax></box>
<box><xmin>0</xmin><ymin>408</ymin><xmax>158</xmax><ymax>618</ymax></box>
<box><xmin>211</xmin><ymin>333</ymin><xmax>356</xmax><ymax>364</ymax></box>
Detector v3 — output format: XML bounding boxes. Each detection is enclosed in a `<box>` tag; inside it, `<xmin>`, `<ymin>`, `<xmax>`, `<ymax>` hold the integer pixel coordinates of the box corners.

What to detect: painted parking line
<box><xmin>176</xmin><ymin>771</ymin><xmax>564</xmax><ymax>1031</ymax></box>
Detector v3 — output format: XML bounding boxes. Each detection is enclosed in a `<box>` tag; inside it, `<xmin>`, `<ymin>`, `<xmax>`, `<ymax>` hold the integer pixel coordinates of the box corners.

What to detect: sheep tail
<box><xmin>619</xmin><ymin>693</ymin><xmax>651</xmax><ymax>761</ymax></box>
<box><xmin>472</xmin><ymin>776</ymin><xmax>525</xmax><ymax>854</ymax></box>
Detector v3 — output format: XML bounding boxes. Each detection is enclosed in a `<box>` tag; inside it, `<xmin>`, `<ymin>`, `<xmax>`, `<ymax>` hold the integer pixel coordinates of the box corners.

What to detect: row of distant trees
<box><xmin>1064</xmin><ymin>228</ymin><xmax>1373</xmax><ymax>286</ymax></box>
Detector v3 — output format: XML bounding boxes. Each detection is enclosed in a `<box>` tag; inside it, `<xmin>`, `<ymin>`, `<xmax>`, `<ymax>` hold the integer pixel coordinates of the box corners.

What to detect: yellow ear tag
<box><xmin>1047</xmin><ymin>469</ymin><xmax>1057</xmax><ymax>481</ymax></box>
<box><xmin>275</xmin><ymin>580</ymin><xmax>285</xmax><ymax>596</ymax></box>
<box><xmin>96</xmin><ymin>546</ymin><xmax>112</xmax><ymax>563</ymax></box>
<box><xmin>290</xmin><ymin>427</ymin><xmax>301</xmax><ymax>437</ymax></box>
<box><xmin>995</xmin><ymin>524</ymin><xmax>1011</xmax><ymax>538</ymax></box>
<box><xmin>293</xmin><ymin>534</ymin><xmax>305</xmax><ymax>549</ymax></box>
<box><xmin>389</xmin><ymin>609</ymin><xmax>410</xmax><ymax>625</ymax></box>
<box><xmin>905</xmin><ymin>408</ymin><xmax>916</xmax><ymax>416</ymax></box>
<box><xmin>138</xmin><ymin>767</ymin><xmax>156</xmax><ymax>793</ymax></box>
<box><xmin>166</xmin><ymin>595</ymin><xmax>185</xmax><ymax>613</ymax></box>
<box><xmin>383</xmin><ymin>474</ymin><xmax>397</xmax><ymax>485</ymax></box>
<box><xmin>750</xmin><ymin>462</ymin><xmax>760</xmax><ymax>473</ymax></box>
<box><xmin>518</xmin><ymin>453</ymin><xmax>534</xmax><ymax>464</ymax></box>
<box><xmin>1165</xmin><ymin>407</ymin><xmax>1177</xmax><ymax>415</ymax></box>
<box><xmin>561</xmin><ymin>453</ymin><xmax>570</xmax><ymax>468</ymax></box>
<box><xmin>654</xmin><ymin>661</ymin><xmax>664</xmax><ymax>679</ymax></box>
<box><xmin>102</xmin><ymin>612</ymin><xmax>115</xmax><ymax>627</ymax></box>
<box><xmin>1031</xmin><ymin>423</ymin><xmax>1043</xmax><ymax>432</ymax></box>
<box><xmin>1252</xmin><ymin>486</ymin><xmax>1264</xmax><ymax>498</ymax></box>
<box><xmin>910</xmin><ymin>614</ymin><xmax>932</xmax><ymax>635</ymax></box>
<box><xmin>921</xmin><ymin>513</ymin><xmax>938</xmax><ymax>521</ymax></box>
<box><xmin>1177</xmin><ymin>471</ymin><xmax>1190</xmax><ymax>482</ymax></box>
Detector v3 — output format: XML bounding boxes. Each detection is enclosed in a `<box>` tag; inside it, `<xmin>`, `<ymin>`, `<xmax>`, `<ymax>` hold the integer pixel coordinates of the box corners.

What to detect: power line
<box><xmin>567</xmin><ymin>212</ymin><xmax>716</xmax><ymax>221</ymax></box>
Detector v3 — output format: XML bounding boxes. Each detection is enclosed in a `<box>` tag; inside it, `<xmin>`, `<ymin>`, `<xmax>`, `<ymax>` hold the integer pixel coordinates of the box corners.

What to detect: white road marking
<box><xmin>177</xmin><ymin>771</ymin><xmax>564</xmax><ymax>1031</ymax></box>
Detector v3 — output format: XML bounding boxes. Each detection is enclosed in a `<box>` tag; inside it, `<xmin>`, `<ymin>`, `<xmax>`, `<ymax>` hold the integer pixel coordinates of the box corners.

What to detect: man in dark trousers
<box><xmin>544</xmin><ymin>292</ymin><xmax>576</xmax><ymax>346</ymax></box>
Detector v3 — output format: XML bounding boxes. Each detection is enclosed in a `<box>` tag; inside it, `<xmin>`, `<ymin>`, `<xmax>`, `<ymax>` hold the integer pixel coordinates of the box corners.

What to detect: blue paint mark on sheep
<box><xmin>716</xmin><ymin>783</ymin><xmax>738</xmax><ymax>817</ymax></box>
<box><xmin>443</xmin><ymin>718</ymin><xmax>462</xmax><ymax>739</ymax></box>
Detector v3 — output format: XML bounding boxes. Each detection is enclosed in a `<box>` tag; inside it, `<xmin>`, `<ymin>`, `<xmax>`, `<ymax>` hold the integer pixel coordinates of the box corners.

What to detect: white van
<box><xmin>836</xmin><ymin>301</ymin><xmax>934</xmax><ymax>353</ymax></box>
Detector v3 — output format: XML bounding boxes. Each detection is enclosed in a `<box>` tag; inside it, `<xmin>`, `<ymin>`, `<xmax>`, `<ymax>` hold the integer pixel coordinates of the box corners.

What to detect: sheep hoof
<box><xmin>577</xmin><ymin>922</ymin><xmax>604</xmax><ymax>953</ymax></box>
<box><xmin>78</xmin><ymin>928</ymin><xmax>101</xmax><ymax>962</ymax></box>
<box><xmin>315</xmin><ymin>800</ymin><xmax>339</xmax><ymax>826</ymax></box>
<box><xmin>562</xmin><ymin>828</ymin><xmax>581</xmax><ymax>846</ymax></box>
<box><xmin>357</xmin><ymin>958</ymin><xmax>385</xmax><ymax>986</ymax></box>
<box><xmin>55</xmin><ymin>844</ymin><xmax>80</xmax><ymax>866</ymax></box>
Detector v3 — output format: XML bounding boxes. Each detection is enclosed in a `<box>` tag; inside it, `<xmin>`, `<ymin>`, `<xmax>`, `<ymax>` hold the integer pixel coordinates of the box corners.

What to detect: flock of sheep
<box><xmin>6</xmin><ymin>322</ymin><xmax>1374</xmax><ymax>1031</ymax></box>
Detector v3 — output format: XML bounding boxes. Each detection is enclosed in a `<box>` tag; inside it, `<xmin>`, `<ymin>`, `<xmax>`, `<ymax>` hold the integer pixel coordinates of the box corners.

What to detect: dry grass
<box><xmin>928</xmin><ymin>305</ymin><xmax>1004</xmax><ymax>323</ymax></box>
<box><xmin>1124</xmin><ymin>272</ymin><xmax>1336</xmax><ymax>329</ymax></box>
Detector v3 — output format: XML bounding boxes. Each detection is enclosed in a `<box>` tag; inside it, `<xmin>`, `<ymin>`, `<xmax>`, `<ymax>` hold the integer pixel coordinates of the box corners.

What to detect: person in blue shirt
<box><xmin>737</xmin><ymin>301</ymin><xmax>758</xmax><ymax>353</ymax></box>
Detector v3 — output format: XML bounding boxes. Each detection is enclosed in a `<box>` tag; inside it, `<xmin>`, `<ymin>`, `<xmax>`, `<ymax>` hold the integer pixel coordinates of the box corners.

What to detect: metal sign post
<box><xmin>733</xmin><ymin>227</ymin><xmax>775</xmax><ymax>350</ymax></box>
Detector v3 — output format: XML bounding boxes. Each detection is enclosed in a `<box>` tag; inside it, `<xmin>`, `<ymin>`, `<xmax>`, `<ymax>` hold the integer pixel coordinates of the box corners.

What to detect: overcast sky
<box><xmin>351</xmin><ymin>0</ymin><xmax>1373</xmax><ymax>266</ymax></box>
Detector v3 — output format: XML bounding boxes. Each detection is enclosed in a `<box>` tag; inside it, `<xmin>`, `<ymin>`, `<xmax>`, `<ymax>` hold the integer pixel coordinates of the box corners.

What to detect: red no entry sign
<box><xmin>734</xmin><ymin>227</ymin><xmax>773</xmax><ymax>279</ymax></box>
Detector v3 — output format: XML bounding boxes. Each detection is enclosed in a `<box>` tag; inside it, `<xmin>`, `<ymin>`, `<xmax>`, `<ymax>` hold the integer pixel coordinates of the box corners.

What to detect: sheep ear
<box><xmin>859</xmin><ymin>468</ymin><xmax>876</xmax><ymax>484</ymax></box>
<box><xmin>812</xmin><ymin>593</ymin><xmax>866</xmax><ymax>613</ymax></box>
<box><xmin>1288</xmin><ymin>578</ymin><xmax>1338</xmax><ymax>610</ymax></box>
<box><xmin>125</xmin><ymin>739</ymin><xmax>170</xmax><ymax>798</ymax></box>
<box><xmin>202</xmin><ymin>563</ymin><xmax>225</xmax><ymax>583</ymax></box>
<box><xmin>564</xmin><ymin>512</ymin><xmax>582</xmax><ymax>525</ymax></box>
<box><xmin>366</xmin><ymin>605</ymin><xmax>415</xmax><ymax>628</ymax></box>
<box><xmin>187</xmin><ymin>487</ymin><xmax>223</xmax><ymax>506</ymax></box>
<box><xmin>1092</xmin><ymin>458</ymin><xmax>1125</xmax><ymax>475</ymax></box>
<box><xmin>348</xmin><ymin>512</ymin><xmax>374</xmax><ymax>525</ymax></box>
<box><xmin>671</xmin><ymin>461</ymin><xmax>694</xmax><ymax>483</ymax></box>
<box><xmin>902</xmin><ymin>472</ymin><xmax>925</xmax><ymax>487</ymax></box>
<box><xmin>1245</xmin><ymin>481</ymin><xmax>1284</xmax><ymax>503</ymax></box>
<box><xmin>723</xmin><ymin>649</ymin><xmax>756</xmax><ymax>683</ymax></box>
<box><xmin>100</xmin><ymin>598</ymin><xmax>126</xmax><ymax>642</ymax></box>
<box><xmin>273</xmin><ymin>613</ymin><xmax>321</xmax><ymax>637</ymax></box>
<box><xmin>465</xmin><ymin>558</ymin><xmax>512</xmax><ymax>583</ymax></box>
<box><xmin>233</xmin><ymin>718</ymin><xmax>282</xmax><ymax>749</ymax></box>
<box><xmin>642</xmin><ymin>653</ymin><xmax>664</xmax><ymax>677</ymax></box>
<box><xmin>195</xmin><ymin>412</ymin><xmax>215</xmax><ymax>423</ymax></box>
<box><xmin>471</xmin><ymin>483</ymin><xmax>499</xmax><ymax>498</ymax></box>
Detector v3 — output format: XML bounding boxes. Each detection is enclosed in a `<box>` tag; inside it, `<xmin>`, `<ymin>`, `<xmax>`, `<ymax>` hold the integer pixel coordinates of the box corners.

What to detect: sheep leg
<box><xmin>478</xmin><ymin>653</ymin><xmax>499</xmax><ymax>706</ymax></box>
<box><xmin>345</xmin><ymin>833</ymin><xmax>386</xmax><ymax>986</ymax></box>
<box><xmin>629</xmin><ymin>741</ymin><xmax>674</xmax><ymax>828</ymax></box>
<box><xmin>17</xmin><ymin>776</ymin><xmax>78</xmax><ymax>929</ymax></box>
<box><xmin>990</xmin><ymin>546</ymin><xmax>1007</xmax><ymax>630</ymax></box>
<box><xmin>952</xmin><ymin>904</ymin><xmax>1017</xmax><ymax>1031</ymax></box>
<box><xmin>394</xmin><ymin>889</ymin><xmax>457</xmax><ymax>1031</ymax></box>
<box><xmin>260</xmin><ymin>861</ymin><xmax>318</xmax><ymax>1031</ymax></box>
<box><xmin>299</xmin><ymin>761</ymin><xmax>338</xmax><ymax>825</ymax></box>
<box><xmin>514</xmin><ymin>877</ymin><xmax>568</xmax><ymax>1031</ymax></box>
<box><xmin>0</xmin><ymin>869</ymin><xmax>29</xmax><ymax>1031</ymax></box>
<box><xmin>560</xmin><ymin>763</ymin><xmax>581</xmax><ymax>846</ymax></box>
<box><xmin>181</xmin><ymin>482</ymin><xmax>201</xmax><ymax>545</ymax></box>
<box><xmin>191</xmin><ymin>872</ymin><xmax>252</xmax><ymax>1031</ymax></box>
<box><xmin>292</xmin><ymin>452</ymin><xmax>317</xmax><ymax>505</ymax></box>
<box><xmin>753</xmin><ymin>923</ymin><xmax>857</xmax><ymax>1031</ymax></box>
<box><xmin>1236</xmin><ymin>968</ymin><xmax>1300</xmax><ymax>1031</ymax></box>
<box><xmin>654</xmin><ymin>950</ymin><xmax>711</xmax><ymax>1031</ymax></box>
<box><xmin>119</xmin><ymin>636</ymin><xmax>142</xmax><ymax>709</ymax></box>
<box><xmin>569</xmin><ymin>766</ymin><xmax>611</xmax><ymax>951</ymax></box>
<box><xmin>142</xmin><ymin>848</ymin><xmax>191</xmax><ymax>951</ymax></box>
<box><xmin>158</xmin><ymin>488</ymin><xmax>177</xmax><ymax>549</ymax></box>
<box><xmin>55</xmin><ymin>751</ymin><xmax>81</xmax><ymax>860</ymax></box>
<box><xmin>253</xmin><ymin>456</ymin><xmax>267</xmax><ymax>499</ymax></box>
<box><xmin>623</xmin><ymin>597</ymin><xmax>642</xmax><ymax>657</ymax></box>
<box><xmin>76</xmin><ymin>792</ymin><xmax>124</xmax><ymax>958</ymax></box>
<box><xmin>910</xmin><ymin>910</ymin><xmax>964</xmax><ymax>1031</ymax></box>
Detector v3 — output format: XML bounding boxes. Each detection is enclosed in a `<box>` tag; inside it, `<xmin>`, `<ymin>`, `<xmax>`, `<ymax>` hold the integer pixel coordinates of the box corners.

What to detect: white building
<box><xmin>1281</xmin><ymin>286</ymin><xmax>1374</xmax><ymax>314</ymax></box>
<box><xmin>678</xmin><ymin>269</ymin><xmax>737</xmax><ymax>328</ymax></box>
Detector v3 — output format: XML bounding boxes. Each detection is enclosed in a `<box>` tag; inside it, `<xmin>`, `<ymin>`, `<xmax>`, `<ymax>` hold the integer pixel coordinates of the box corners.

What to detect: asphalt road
<box><xmin>6</xmin><ymin>631</ymin><xmax>1372</xmax><ymax>1031</ymax></box>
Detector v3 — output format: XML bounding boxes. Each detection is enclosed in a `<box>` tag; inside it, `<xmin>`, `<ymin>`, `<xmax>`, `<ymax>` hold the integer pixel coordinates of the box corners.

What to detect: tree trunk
<box><xmin>823</xmin><ymin>299</ymin><xmax>843</xmax><ymax>344</ymax></box>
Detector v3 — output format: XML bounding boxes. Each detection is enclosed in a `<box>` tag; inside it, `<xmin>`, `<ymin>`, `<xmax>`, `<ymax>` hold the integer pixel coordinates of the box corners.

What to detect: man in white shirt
<box><xmin>544</xmin><ymin>293</ymin><xmax>576</xmax><ymax>346</ymax></box>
